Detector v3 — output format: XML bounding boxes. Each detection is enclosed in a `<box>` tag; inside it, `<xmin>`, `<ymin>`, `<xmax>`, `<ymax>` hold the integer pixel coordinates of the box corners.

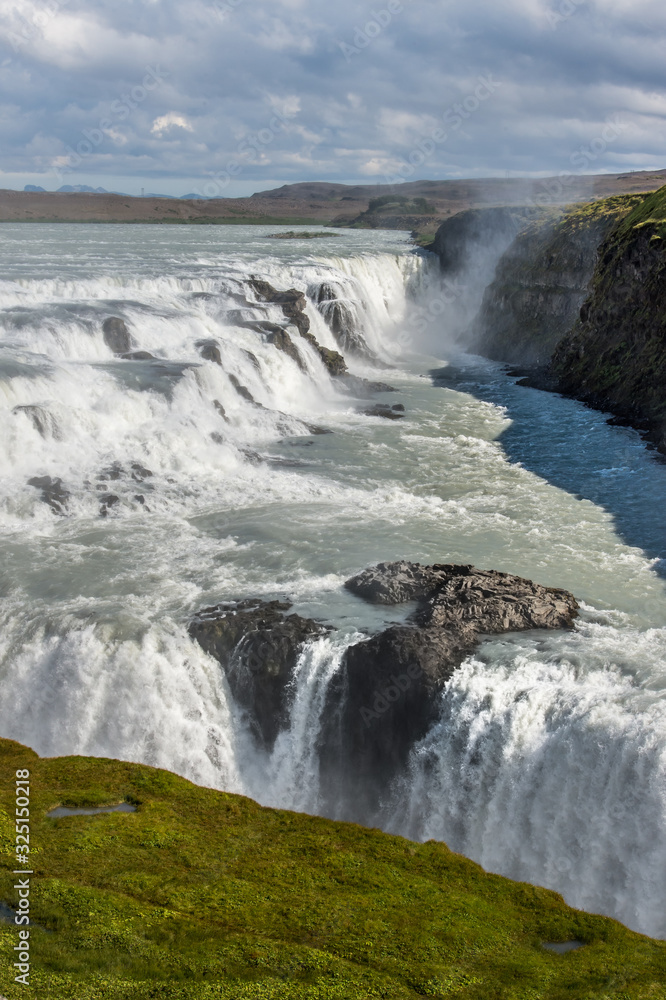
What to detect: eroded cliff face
<box><xmin>552</xmin><ymin>187</ymin><xmax>666</xmax><ymax>451</ymax></box>
<box><xmin>470</xmin><ymin>196</ymin><xmax>641</xmax><ymax>364</ymax></box>
<box><xmin>429</xmin><ymin>206</ymin><xmax>542</xmax><ymax>345</ymax></box>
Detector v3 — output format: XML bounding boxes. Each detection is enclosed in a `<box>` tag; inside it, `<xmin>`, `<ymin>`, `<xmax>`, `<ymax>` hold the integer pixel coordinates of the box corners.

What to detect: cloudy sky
<box><xmin>0</xmin><ymin>0</ymin><xmax>665</xmax><ymax>196</ymax></box>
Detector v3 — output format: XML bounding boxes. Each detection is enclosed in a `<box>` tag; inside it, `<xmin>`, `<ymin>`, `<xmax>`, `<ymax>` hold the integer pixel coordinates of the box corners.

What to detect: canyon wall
<box><xmin>434</xmin><ymin>186</ymin><xmax>666</xmax><ymax>450</ymax></box>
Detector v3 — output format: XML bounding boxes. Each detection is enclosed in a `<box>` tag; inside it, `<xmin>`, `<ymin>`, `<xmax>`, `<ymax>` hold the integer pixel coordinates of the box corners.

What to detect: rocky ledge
<box><xmin>189</xmin><ymin>599</ymin><xmax>329</xmax><ymax>747</ymax></box>
<box><xmin>323</xmin><ymin>562</ymin><xmax>578</xmax><ymax>812</ymax></box>
<box><xmin>189</xmin><ymin>563</ymin><xmax>578</xmax><ymax>817</ymax></box>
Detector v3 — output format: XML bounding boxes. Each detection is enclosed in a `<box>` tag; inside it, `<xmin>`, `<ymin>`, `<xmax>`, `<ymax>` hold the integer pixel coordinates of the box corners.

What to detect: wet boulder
<box><xmin>121</xmin><ymin>351</ymin><xmax>156</xmax><ymax>361</ymax></box>
<box><xmin>28</xmin><ymin>476</ymin><xmax>70</xmax><ymax>515</ymax></box>
<box><xmin>102</xmin><ymin>317</ymin><xmax>131</xmax><ymax>354</ymax></box>
<box><xmin>266</xmin><ymin>329</ymin><xmax>306</xmax><ymax>370</ymax></box>
<box><xmin>189</xmin><ymin>599</ymin><xmax>329</xmax><ymax>747</ymax></box>
<box><xmin>362</xmin><ymin>404</ymin><xmax>405</xmax><ymax>419</ymax></box>
<box><xmin>228</xmin><ymin>374</ymin><xmax>256</xmax><ymax>404</ymax></box>
<box><xmin>198</xmin><ymin>341</ymin><xmax>222</xmax><ymax>365</ymax></box>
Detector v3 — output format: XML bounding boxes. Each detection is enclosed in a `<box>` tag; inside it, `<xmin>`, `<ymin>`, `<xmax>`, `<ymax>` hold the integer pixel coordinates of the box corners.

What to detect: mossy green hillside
<box><xmin>1</xmin><ymin>739</ymin><xmax>665</xmax><ymax>999</ymax></box>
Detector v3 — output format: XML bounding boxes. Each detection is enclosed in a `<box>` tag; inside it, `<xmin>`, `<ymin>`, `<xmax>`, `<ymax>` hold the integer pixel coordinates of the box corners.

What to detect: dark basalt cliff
<box><xmin>437</xmin><ymin>186</ymin><xmax>666</xmax><ymax>452</ymax></box>
<box><xmin>432</xmin><ymin>206</ymin><xmax>538</xmax><ymax>279</ymax></box>
<box><xmin>552</xmin><ymin>187</ymin><xmax>666</xmax><ymax>451</ymax></box>
<box><xmin>469</xmin><ymin>196</ymin><xmax>640</xmax><ymax>364</ymax></box>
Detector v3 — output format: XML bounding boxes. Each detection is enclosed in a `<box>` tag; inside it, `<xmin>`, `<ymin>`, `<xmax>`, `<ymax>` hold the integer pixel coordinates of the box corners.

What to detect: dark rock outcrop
<box><xmin>198</xmin><ymin>341</ymin><xmax>222</xmax><ymax>365</ymax></box>
<box><xmin>192</xmin><ymin>563</ymin><xmax>578</xmax><ymax>821</ymax></box>
<box><xmin>189</xmin><ymin>599</ymin><xmax>329</xmax><ymax>747</ymax></box>
<box><xmin>552</xmin><ymin>187</ymin><xmax>666</xmax><ymax>452</ymax></box>
<box><xmin>99</xmin><ymin>493</ymin><xmax>120</xmax><ymax>517</ymax></box>
<box><xmin>430</xmin><ymin>207</ymin><xmax>545</xmax><ymax>345</ymax></box>
<box><xmin>13</xmin><ymin>404</ymin><xmax>60</xmax><ymax>439</ymax></box>
<box><xmin>228</xmin><ymin>373</ymin><xmax>256</xmax><ymax>403</ymax></box>
<box><xmin>309</xmin><ymin>281</ymin><xmax>371</xmax><ymax>357</ymax></box>
<box><xmin>265</xmin><ymin>329</ymin><xmax>306</xmax><ymax>370</ymax></box>
<box><xmin>362</xmin><ymin>404</ymin><xmax>405</xmax><ymax>420</ymax></box>
<box><xmin>321</xmin><ymin>562</ymin><xmax>579</xmax><ymax>815</ymax></box>
<box><xmin>121</xmin><ymin>351</ymin><xmax>155</xmax><ymax>361</ymax></box>
<box><xmin>249</xmin><ymin>277</ymin><xmax>347</xmax><ymax>376</ymax></box>
<box><xmin>28</xmin><ymin>475</ymin><xmax>70</xmax><ymax>514</ymax></box>
<box><xmin>433</xmin><ymin>207</ymin><xmax>537</xmax><ymax>277</ymax></box>
<box><xmin>102</xmin><ymin>317</ymin><xmax>131</xmax><ymax>354</ymax></box>
<box><xmin>471</xmin><ymin>197</ymin><xmax>640</xmax><ymax>364</ymax></box>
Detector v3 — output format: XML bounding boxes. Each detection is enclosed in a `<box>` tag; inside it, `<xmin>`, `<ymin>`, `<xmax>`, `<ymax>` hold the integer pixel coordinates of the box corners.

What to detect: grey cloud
<box><xmin>0</xmin><ymin>0</ymin><xmax>664</xmax><ymax>192</ymax></box>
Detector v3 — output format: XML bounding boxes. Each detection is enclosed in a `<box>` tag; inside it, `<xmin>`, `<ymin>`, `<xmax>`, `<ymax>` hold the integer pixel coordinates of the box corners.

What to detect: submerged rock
<box><xmin>121</xmin><ymin>351</ymin><xmax>156</xmax><ymax>361</ymax></box>
<box><xmin>13</xmin><ymin>404</ymin><xmax>61</xmax><ymax>439</ymax></box>
<box><xmin>310</xmin><ymin>281</ymin><xmax>371</xmax><ymax>357</ymax></box>
<box><xmin>28</xmin><ymin>475</ymin><xmax>70</xmax><ymax>514</ymax></box>
<box><xmin>102</xmin><ymin>317</ymin><xmax>131</xmax><ymax>355</ymax></box>
<box><xmin>198</xmin><ymin>341</ymin><xmax>222</xmax><ymax>365</ymax></box>
<box><xmin>228</xmin><ymin>373</ymin><xmax>256</xmax><ymax>404</ymax></box>
<box><xmin>266</xmin><ymin>328</ymin><xmax>306</xmax><ymax>370</ymax></box>
<box><xmin>189</xmin><ymin>599</ymin><xmax>329</xmax><ymax>747</ymax></box>
<box><xmin>362</xmin><ymin>404</ymin><xmax>405</xmax><ymax>419</ymax></box>
<box><xmin>337</xmin><ymin>374</ymin><xmax>398</xmax><ymax>396</ymax></box>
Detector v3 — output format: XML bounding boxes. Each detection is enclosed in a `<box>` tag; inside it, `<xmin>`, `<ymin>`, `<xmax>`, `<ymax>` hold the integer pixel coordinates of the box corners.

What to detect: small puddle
<box><xmin>47</xmin><ymin>802</ymin><xmax>136</xmax><ymax>818</ymax></box>
<box><xmin>542</xmin><ymin>941</ymin><xmax>584</xmax><ymax>954</ymax></box>
<box><xmin>0</xmin><ymin>901</ymin><xmax>17</xmax><ymax>924</ymax></box>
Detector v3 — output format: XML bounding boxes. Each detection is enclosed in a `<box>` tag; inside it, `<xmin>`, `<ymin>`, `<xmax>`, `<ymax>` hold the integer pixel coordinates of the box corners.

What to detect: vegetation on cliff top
<box><xmin>1</xmin><ymin>739</ymin><xmax>665</xmax><ymax>999</ymax></box>
<box><xmin>613</xmin><ymin>184</ymin><xmax>666</xmax><ymax>241</ymax></box>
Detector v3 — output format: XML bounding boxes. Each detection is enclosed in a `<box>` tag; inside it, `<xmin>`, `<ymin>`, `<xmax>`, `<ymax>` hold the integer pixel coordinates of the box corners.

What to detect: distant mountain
<box><xmin>23</xmin><ymin>183</ymin><xmax>220</xmax><ymax>200</ymax></box>
<box><xmin>57</xmin><ymin>184</ymin><xmax>110</xmax><ymax>194</ymax></box>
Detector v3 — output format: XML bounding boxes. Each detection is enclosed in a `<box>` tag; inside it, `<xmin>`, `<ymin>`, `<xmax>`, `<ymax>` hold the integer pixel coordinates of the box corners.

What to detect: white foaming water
<box><xmin>386</xmin><ymin>618</ymin><xmax>666</xmax><ymax>938</ymax></box>
<box><xmin>1</xmin><ymin>223</ymin><xmax>666</xmax><ymax>938</ymax></box>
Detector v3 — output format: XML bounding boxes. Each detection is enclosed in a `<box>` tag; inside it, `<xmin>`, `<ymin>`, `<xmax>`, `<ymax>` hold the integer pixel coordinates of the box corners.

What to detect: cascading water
<box><xmin>1</xmin><ymin>222</ymin><xmax>665</xmax><ymax>940</ymax></box>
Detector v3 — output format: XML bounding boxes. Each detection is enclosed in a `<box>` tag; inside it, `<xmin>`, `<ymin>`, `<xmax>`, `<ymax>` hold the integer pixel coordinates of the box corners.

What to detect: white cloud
<box><xmin>151</xmin><ymin>112</ymin><xmax>194</xmax><ymax>136</ymax></box>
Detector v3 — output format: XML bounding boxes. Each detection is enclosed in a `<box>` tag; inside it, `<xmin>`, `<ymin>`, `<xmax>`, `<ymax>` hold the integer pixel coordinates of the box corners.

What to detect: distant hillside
<box><xmin>2</xmin><ymin>169</ymin><xmax>666</xmax><ymax>226</ymax></box>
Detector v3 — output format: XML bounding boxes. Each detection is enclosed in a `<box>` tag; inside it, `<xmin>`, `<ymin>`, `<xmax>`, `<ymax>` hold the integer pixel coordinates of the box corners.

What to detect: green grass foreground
<box><xmin>0</xmin><ymin>739</ymin><xmax>664</xmax><ymax>999</ymax></box>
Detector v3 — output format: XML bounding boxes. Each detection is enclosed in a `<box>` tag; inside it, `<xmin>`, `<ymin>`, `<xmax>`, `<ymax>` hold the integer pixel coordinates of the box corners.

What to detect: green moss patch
<box><xmin>1</xmin><ymin>739</ymin><xmax>664</xmax><ymax>998</ymax></box>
